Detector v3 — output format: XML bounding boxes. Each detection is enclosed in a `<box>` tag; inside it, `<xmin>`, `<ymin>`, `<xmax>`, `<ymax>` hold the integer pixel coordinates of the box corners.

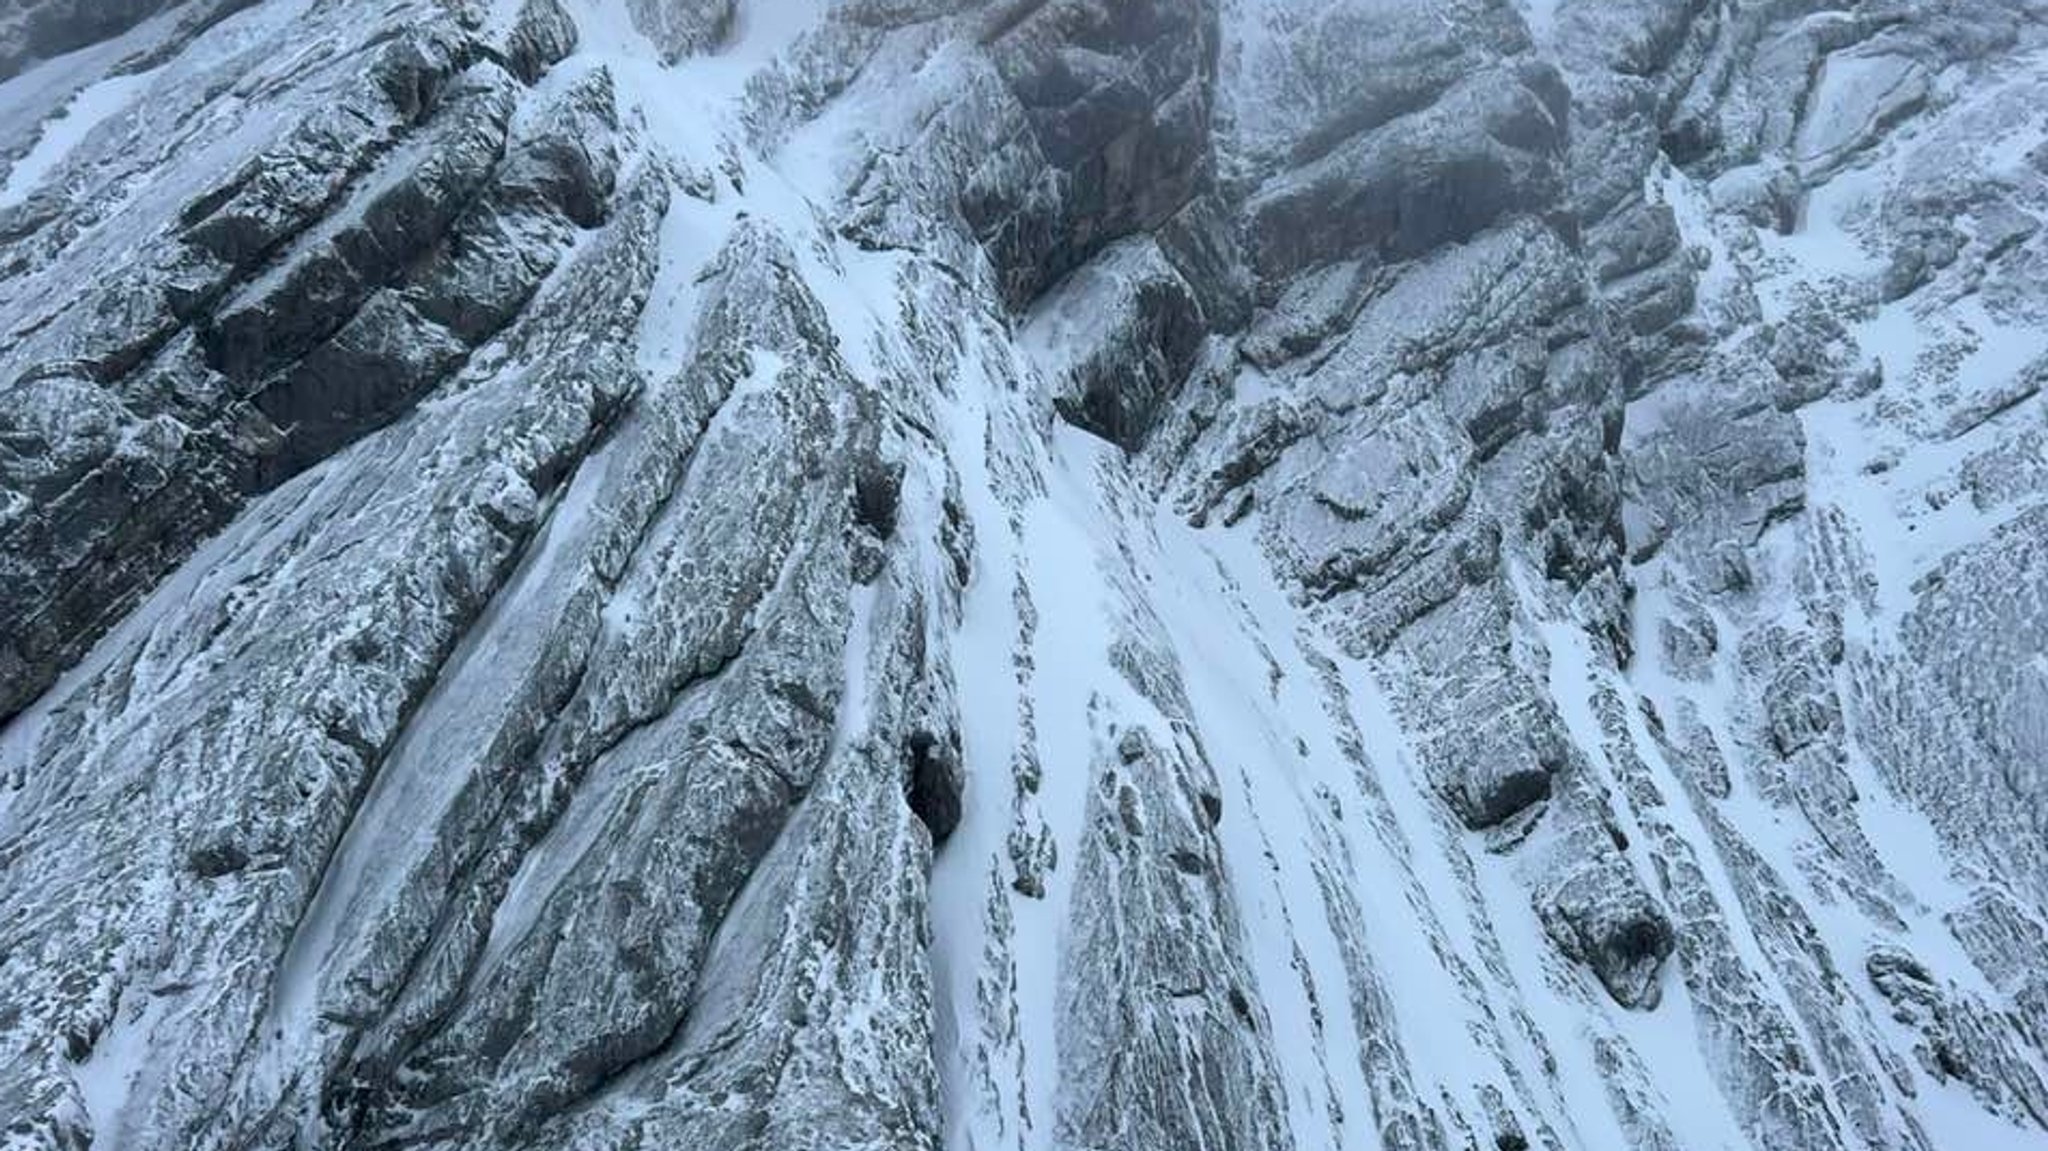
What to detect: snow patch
<box><xmin>0</xmin><ymin>64</ymin><xmax>157</xmax><ymax>210</ymax></box>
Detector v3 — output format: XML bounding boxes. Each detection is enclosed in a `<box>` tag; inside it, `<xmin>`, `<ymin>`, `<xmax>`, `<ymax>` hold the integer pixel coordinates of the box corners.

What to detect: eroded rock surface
<box><xmin>2</xmin><ymin>2</ymin><xmax>2046</xmax><ymax>1149</ymax></box>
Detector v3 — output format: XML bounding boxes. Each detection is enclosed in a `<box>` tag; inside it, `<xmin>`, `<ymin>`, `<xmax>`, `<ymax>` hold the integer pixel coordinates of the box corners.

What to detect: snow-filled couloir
<box><xmin>1</xmin><ymin>0</ymin><xmax>2046</xmax><ymax>1148</ymax></box>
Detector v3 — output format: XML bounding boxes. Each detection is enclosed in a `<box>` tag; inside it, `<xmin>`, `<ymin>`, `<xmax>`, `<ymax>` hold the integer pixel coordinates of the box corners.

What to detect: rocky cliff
<box><xmin>2</xmin><ymin>1</ymin><xmax>2046</xmax><ymax>1148</ymax></box>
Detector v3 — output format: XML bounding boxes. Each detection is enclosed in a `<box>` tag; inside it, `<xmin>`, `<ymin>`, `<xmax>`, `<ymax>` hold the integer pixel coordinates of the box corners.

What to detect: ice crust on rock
<box><xmin>3</xmin><ymin>1</ymin><xmax>2048</xmax><ymax>1149</ymax></box>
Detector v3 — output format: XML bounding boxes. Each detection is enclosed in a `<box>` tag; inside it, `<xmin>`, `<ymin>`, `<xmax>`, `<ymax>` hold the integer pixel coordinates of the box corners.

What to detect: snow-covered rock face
<box><xmin>2</xmin><ymin>0</ymin><xmax>2047</xmax><ymax>1148</ymax></box>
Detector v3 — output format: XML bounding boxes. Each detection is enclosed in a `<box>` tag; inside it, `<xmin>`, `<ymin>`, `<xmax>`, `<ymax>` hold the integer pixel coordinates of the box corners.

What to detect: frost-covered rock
<box><xmin>2</xmin><ymin>1</ymin><xmax>2047</xmax><ymax>1149</ymax></box>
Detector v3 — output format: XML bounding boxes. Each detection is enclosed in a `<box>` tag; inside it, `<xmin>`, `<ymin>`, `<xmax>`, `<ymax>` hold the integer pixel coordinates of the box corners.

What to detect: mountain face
<box><xmin>2</xmin><ymin>0</ymin><xmax>2047</xmax><ymax>1148</ymax></box>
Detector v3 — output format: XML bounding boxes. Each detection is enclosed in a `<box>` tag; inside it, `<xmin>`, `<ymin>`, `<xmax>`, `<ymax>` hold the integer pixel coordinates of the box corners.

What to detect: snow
<box><xmin>1651</xmin><ymin>159</ymin><xmax>1743</xmax><ymax>314</ymax></box>
<box><xmin>926</xmin><ymin>348</ymin><xmax>1028</xmax><ymax>1148</ymax></box>
<box><xmin>1018</xmin><ymin>239</ymin><xmax>1147</xmax><ymax>382</ymax></box>
<box><xmin>480</xmin><ymin>344</ymin><xmax>791</xmax><ymax>974</ymax></box>
<box><xmin>1518</xmin><ymin>0</ymin><xmax>1565</xmax><ymax>42</ymax></box>
<box><xmin>567</xmin><ymin>0</ymin><xmax>826</xmax><ymax>177</ymax></box>
<box><xmin>0</xmin><ymin>458</ymin><xmax>375</xmax><ymax>1136</ymax></box>
<box><xmin>832</xmin><ymin>577</ymin><xmax>881</xmax><ymax>763</ymax></box>
<box><xmin>274</xmin><ymin>430</ymin><xmax>614</xmax><ymax>1017</ymax></box>
<box><xmin>1002</xmin><ymin>434</ymin><xmax>1138</xmax><ymax>1142</ymax></box>
<box><xmin>909</xmin><ymin>166</ymin><xmax>1804</xmax><ymax>1142</ymax></box>
<box><xmin>1909</xmin><ymin>1076</ymin><xmax>2048</xmax><ymax>1150</ymax></box>
<box><xmin>1153</xmin><ymin>514</ymin><xmax>1513</xmax><ymax>1148</ymax></box>
<box><xmin>70</xmin><ymin>983</ymin><xmax>173</xmax><ymax>1145</ymax></box>
<box><xmin>1628</xmin><ymin>54</ymin><xmax>2048</xmax><ymax>1141</ymax></box>
<box><xmin>1794</xmin><ymin>54</ymin><xmax>1927</xmax><ymax>171</ymax></box>
<box><xmin>925</xmin><ymin>275</ymin><xmax>1215</xmax><ymax>1151</ymax></box>
<box><xmin>1539</xmin><ymin>580</ymin><xmax>1761</xmax><ymax>1149</ymax></box>
<box><xmin>0</xmin><ymin>0</ymin><xmax>187</xmax><ymax>200</ymax></box>
<box><xmin>0</xmin><ymin>64</ymin><xmax>158</xmax><ymax>210</ymax></box>
<box><xmin>7</xmin><ymin>0</ymin><xmax>2047</xmax><ymax>1145</ymax></box>
<box><xmin>0</xmin><ymin>452</ymin><xmax>350</xmax><ymax>824</ymax></box>
<box><xmin>928</xmin><ymin>268</ymin><xmax>1721</xmax><ymax>1147</ymax></box>
<box><xmin>1144</xmin><ymin>523</ymin><xmax>1372</xmax><ymax>1149</ymax></box>
<box><xmin>1624</xmin><ymin>540</ymin><xmax>2048</xmax><ymax>1147</ymax></box>
<box><xmin>1727</xmin><ymin>41</ymin><xmax>2048</xmax><ymax>634</ymax></box>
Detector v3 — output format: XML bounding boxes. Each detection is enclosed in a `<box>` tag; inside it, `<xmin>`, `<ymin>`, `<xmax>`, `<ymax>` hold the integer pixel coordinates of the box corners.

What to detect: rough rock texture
<box><xmin>3</xmin><ymin>1</ymin><xmax>2047</xmax><ymax>1149</ymax></box>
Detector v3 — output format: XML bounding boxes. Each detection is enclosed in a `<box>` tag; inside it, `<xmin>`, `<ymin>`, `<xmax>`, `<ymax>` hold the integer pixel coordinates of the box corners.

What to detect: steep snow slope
<box><xmin>1</xmin><ymin>1</ymin><xmax>2046</xmax><ymax>1150</ymax></box>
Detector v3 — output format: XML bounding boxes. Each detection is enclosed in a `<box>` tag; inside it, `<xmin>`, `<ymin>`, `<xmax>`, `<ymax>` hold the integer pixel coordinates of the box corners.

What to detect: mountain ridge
<box><xmin>1</xmin><ymin>1</ymin><xmax>2045</xmax><ymax>1148</ymax></box>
